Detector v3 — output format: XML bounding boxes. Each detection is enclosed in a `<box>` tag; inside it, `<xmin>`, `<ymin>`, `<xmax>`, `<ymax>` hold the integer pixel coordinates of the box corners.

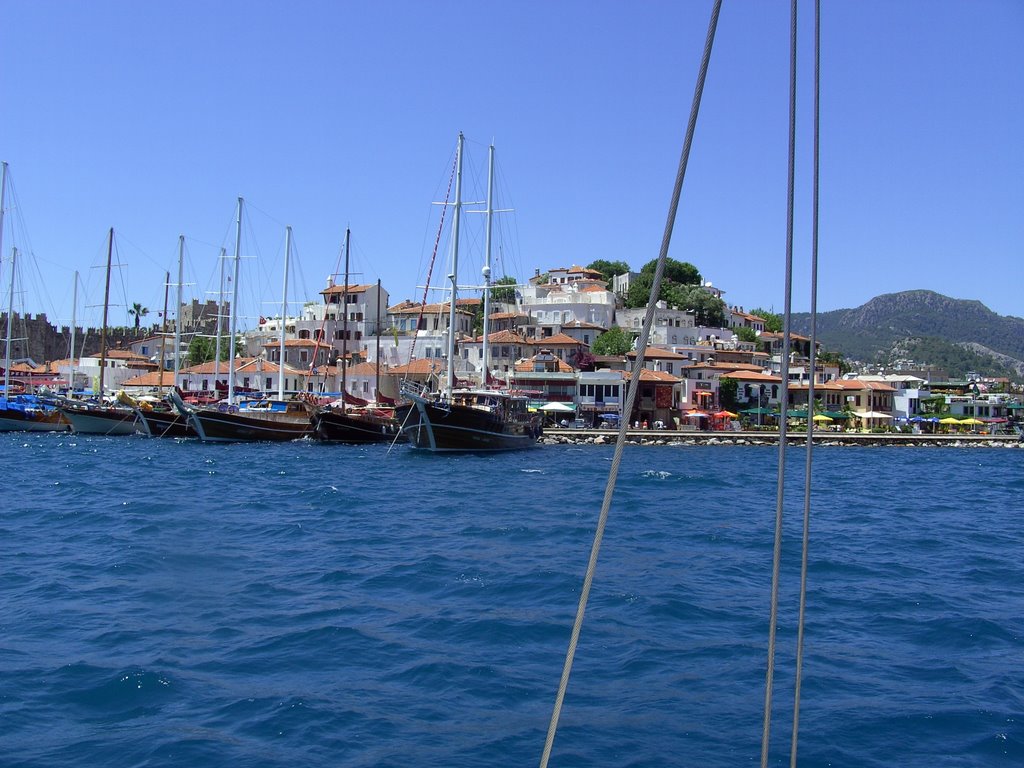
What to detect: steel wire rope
<box><xmin>761</xmin><ymin>0</ymin><xmax>799</xmax><ymax>765</ymax></box>
<box><xmin>538</xmin><ymin>1</ymin><xmax>722</xmax><ymax>764</ymax></box>
<box><xmin>790</xmin><ymin>2</ymin><xmax>821</xmax><ymax>765</ymax></box>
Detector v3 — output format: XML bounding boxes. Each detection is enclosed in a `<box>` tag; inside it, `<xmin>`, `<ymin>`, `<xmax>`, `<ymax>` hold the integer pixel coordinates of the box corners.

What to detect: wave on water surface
<box><xmin>1</xmin><ymin>434</ymin><xmax>1022</xmax><ymax>767</ymax></box>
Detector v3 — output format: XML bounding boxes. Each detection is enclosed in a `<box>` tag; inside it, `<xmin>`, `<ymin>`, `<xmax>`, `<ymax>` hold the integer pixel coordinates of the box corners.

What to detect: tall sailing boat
<box><xmin>58</xmin><ymin>228</ymin><xmax>139</xmax><ymax>435</ymax></box>
<box><xmin>0</xmin><ymin>162</ymin><xmax>68</xmax><ymax>432</ymax></box>
<box><xmin>134</xmin><ymin>234</ymin><xmax>195</xmax><ymax>437</ymax></box>
<box><xmin>312</xmin><ymin>231</ymin><xmax>402</xmax><ymax>443</ymax></box>
<box><xmin>173</xmin><ymin>201</ymin><xmax>314</xmax><ymax>442</ymax></box>
<box><xmin>395</xmin><ymin>133</ymin><xmax>542</xmax><ymax>452</ymax></box>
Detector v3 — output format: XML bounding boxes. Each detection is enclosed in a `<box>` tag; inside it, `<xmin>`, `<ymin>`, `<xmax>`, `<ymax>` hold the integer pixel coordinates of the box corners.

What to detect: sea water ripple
<box><xmin>0</xmin><ymin>433</ymin><xmax>1021</xmax><ymax>767</ymax></box>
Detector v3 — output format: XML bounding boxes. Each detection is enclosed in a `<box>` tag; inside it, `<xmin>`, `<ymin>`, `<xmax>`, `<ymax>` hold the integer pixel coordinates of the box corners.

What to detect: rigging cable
<box><xmin>408</xmin><ymin>153</ymin><xmax>457</xmax><ymax>368</ymax></box>
<box><xmin>537</xmin><ymin>2</ymin><xmax>723</xmax><ymax>765</ymax></box>
<box><xmin>790</xmin><ymin>1</ymin><xmax>821</xmax><ymax>765</ymax></box>
<box><xmin>761</xmin><ymin>0</ymin><xmax>799</xmax><ymax>765</ymax></box>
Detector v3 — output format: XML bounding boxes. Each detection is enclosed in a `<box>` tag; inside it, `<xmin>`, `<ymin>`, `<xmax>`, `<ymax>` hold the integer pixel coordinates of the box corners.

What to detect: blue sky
<box><xmin>2</xmin><ymin>0</ymin><xmax>1022</xmax><ymax>331</ymax></box>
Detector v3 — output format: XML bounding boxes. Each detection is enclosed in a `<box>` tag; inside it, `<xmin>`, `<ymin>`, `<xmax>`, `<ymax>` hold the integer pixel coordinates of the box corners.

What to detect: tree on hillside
<box><xmin>817</xmin><ymin>349</ymin><xmax>851</xmax><ymax>375</ymax></box>
<box><xmin>639</xmin><ymin>257</ymin><xmax>702</xmax><ymax>286</ymax></box>
<box><xmin>490</xmin><ymin>275</ymin><xmax>518</xmax><ymax>304</ymax></box>
<box><xmin>587</xmin><ymin>259</ymin><xmax>632</xmax><ymax>288</ymax></box>
<box><xmin>129</xmin><ymin>302</ymin><xmax>149</xmax><ymax>330</ymax></box>
<box><xmin>591</xmin><ymin>326</ymin><xmax>633</xmax><ymax>356</ymax></box>
<box><xmin>735</xmin><ymin>326</ymin><xmax>758</xmax><ymax>343</ymax></box>
<box><xmin>750</xmin><ymin>307</ymin><xmax>783</xmax><ymax>333</ymax></box>
<box><xmin>673</xmin><ymin>284</ymin><xmax>728</xmax><ymax>327</ymax></box>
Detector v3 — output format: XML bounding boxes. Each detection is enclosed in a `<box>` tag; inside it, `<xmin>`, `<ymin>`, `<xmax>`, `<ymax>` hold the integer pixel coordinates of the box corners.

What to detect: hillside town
<box><xmin>2</xmin><ymin>262</ymin><xmax>1021</xmax><ymax>435</ymax></box>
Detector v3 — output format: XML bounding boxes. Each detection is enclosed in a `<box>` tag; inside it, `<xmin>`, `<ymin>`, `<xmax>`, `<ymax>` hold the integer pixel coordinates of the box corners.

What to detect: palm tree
<box><xmin>128</xmin><ymin>302</ymin><xmax>149</xmax><ymax>331</ymax></box>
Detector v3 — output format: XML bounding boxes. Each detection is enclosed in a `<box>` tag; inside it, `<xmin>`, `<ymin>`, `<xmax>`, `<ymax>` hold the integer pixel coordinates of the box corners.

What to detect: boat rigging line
<box><xmin>538</xmin><ymin>1</ymin><xmax>723</xmax><ymax>765</ymax></box>
<box><xmin>790</xmin><ymin>2</ymin><xmax>822</xmax><ymax>766</ymax></box>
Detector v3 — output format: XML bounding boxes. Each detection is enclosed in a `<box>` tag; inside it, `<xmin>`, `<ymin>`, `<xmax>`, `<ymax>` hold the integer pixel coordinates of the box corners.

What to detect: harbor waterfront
<box><xmin>542</xmin><ymin>427</ymin><xmax>1024</xmax><ymax>449</ymax></box>
<box><xmin>1</xmin><ymin>432</ymin><xmax>1021</xmax><ymax>767</ymax></box>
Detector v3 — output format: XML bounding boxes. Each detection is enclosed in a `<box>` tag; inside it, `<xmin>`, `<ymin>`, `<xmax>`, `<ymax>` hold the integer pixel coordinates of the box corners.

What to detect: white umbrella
<box><xmin>539</xmin><ymin>402</ymin><xmax>575</xmax><ymax>412</ymax></box>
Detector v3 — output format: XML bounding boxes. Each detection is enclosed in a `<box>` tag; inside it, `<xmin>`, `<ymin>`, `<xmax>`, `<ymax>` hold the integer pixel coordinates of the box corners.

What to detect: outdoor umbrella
<box><xmin>811</xmin><ymin>413</ymin><xmax>833</xmax><ymax>422</ymax></box>
<box><xmin>939</xmin><ymin>417</ymin><xmax>961</xmax><ymax>425</ymax></box>
<box><xmin>713</xmin><ymin>410</ymin><xmax>738</xmax><ymax>418</ymax></box>
<box><xmin>538</xmin><ymin>402</ymin><xmax>575</xmax><ymax>412</ymax></box>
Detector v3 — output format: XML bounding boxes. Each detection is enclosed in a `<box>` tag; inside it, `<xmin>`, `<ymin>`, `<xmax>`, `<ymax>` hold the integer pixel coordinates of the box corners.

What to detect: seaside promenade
<box><xmin>542</xmin><ymin>427</ymin><xmax>1023</xmax><ymax>448</ymax></box>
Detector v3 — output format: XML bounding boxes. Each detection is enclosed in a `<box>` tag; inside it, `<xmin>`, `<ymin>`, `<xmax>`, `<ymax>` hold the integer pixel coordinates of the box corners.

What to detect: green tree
<box><xmin>718</xmin><ymin>376</ymin><xmax>739</xmax><ymax>411</ymax></box>
<box><xmin>670</xmin><ymin>284</ymin><xmax>728</xmax><ymax>327</ymax></box>
<box><xmin>490</xmin><ymin>275</ymin><xmax>518</xmax><ymax>303</ymax></box>
<box><xmin>817</xmin><ymin>349</ymin><xmax>851</xmax><ymax>375</ymax></box>
<box><xmin>735</xmin><ymin>326</ymin><xmax>758</xmax><ymax>343</ymax></box>
<box><xmin>591</xmin><ymin>326</ymin><xmax>633</xmax><ymax>356</ymax></box>
<box><xmin>188</xmin><ymin>335</ymin><xmax>244</xmax><ymax>365</ymax></box>
<box><xmin>639</xmin><ymin>257</ymin><xmax>702</xmax><ymax>286</ymax></box>
<box><xmin>587</xmin><ymin>259</ymin><xmax>632</xmax><ymax>288</ymax></box>
<box><xmin>188</xmin><ymin>336</ymin><xmax>215</xmax><ymax>365</ymax></box>
<box><xmin>750</xmin><ymin>307</ymin><xmax>783</xmax><ymax>333</ymax></box>
<box><xmin>128</xmin><ymin>302</ymin><xmax>149</xmax><ymax>330</ymax></box>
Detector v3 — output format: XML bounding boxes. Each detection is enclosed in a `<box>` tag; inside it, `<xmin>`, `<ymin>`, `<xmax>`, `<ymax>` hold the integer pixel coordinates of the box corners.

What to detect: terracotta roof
<box><xmin>625</xmin><ymin>368</ymin><xmax>680</xmax><ymax>383</ymax></box>
<box><xmin>387</xmin><ymin>301</ymin><xmax>474</xmax><ymax>316</ymax></box>
<box><xmin>716</xmin><ymin>370</ymin><xmax>782</xmax><ymax>382</ymax></box>
<box><xmin>121</xmin><ymin>370</ymin><xmax>178</xmax><ymax>387</ymax></box>
<box><xmin>321</xmin><ymin>283</ymin><xmax>375</xmax><ymax>295</ymax></box>
<box><xmin>528</xmin><ymin>332</ymin><xmax>582</xmax><ymax>346</ymax></box>
<box><xmin>488</xmin><ymin>311</ymin><xmax>526</xmax><ymax>320</ymax></box>
<box><xmin>561</xmin><ymin>320</ymin><xmax>607</xmax><ymax>330</ymax></box>
<box><xmin>759</xmin><ymin>331</ymin><xmax>811</xmax><ymax>342</ymax></box>
<box><xmin>104</xmin><ymin>349</ymin><xmax>151</xmax><ymax>362</ymax></box>
<box><xmin>514</xmin><ymin>354</ymin><xmax>576</xmax><ymax>373</ymax></box>
<box><xmin>567</xmin><ymin>265</ymin><xmax>604</xmax><ymax>276</ymax></box>
<box><xmin>466</xmin><ymin>330</ymin><xmax>528</xmax><ymax>344</ymax></box>
<box><xmin>627</xmin><ymin>348</ymin><xmax>688</xmax><ymax>360</ymax></box>
<box><xmin>388</xmin><ymin>358</ymin><xmax>445</xmax><ymax>375</ymax></box>
<box><xmin>345</xmin><ymin>361</ymin><xmax>385</xmax><ymax>376</ymax></box>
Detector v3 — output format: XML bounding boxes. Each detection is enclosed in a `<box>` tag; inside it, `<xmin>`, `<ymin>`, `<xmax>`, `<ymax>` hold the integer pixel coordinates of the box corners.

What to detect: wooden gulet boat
<box><xmin>395</xmin><ymin>134</ymin><xmax>542</xmax><ymax>452</ymax></box>
<box><xmin>57</xmin><ymin>228</ymin><xmax>139</xmax><ymax>436</ymax></box>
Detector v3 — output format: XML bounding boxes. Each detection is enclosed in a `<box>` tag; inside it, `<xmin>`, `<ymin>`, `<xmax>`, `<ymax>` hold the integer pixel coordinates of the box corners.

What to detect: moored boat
<box><xmin>396</xmin><ymin>385</ymin><xmax>539</xmax><ymax>452</ymax></box>
<box><xmin>313</xmin><ymin>404</ymin><xmax>403</xmax><ymax>443</ymax></box>
<box><xmin>174</xmin><ymin>392</ymin><xmax>313</xmax><ymax>442</ymax></box>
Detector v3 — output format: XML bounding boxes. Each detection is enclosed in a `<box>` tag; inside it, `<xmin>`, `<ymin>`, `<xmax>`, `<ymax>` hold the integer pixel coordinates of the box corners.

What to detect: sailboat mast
<box><xmin>68</xmin><ymin>271</ymin><xmax>78</xmax><ymax>391</ymax></box>
<box><xmin>213</xmin><ymin>247</ymin><xmax>226</xmax><ymax>396</ymax></box>
<box><xmin>98</xmin><ymin>227</ymin><xmax>114</xmax><ymax>399</ymax></box>
<box><xmin>341</xmin><ymin>228</ymin><xmax>350</xmax><ymax>405</ymax></box>
<box><xmin>278</xmin><ymin>226</ymin><xmax>291</xmax><ymax>400</ymax></box>
<box><xmin>174</xmin><ymin>234</ymin><xmax>184</xmax><ymax>385</ymax></box>
<box><xmin>0</xmin><ymin>163</ymin><xmax>7</xmax><ymax>397</ymax></box>
<box><xmin>481</xmin><ymin>142</ymin><xmax>495</xmax><ymax>386</ymax></box>
<box><xmin>227</xmin><ymin>198</ymin><xmax>242</xmax><ymax>404</ymax></box>
<box><xmin>158</xmin><ymin>269</ymin><xmax>170</xmax><ymax>387</ymax></box>
<box><xmin>445</xmin><ymin>132</ymin><xmax>465</xmax><ymax>395</ymax></box>
<box><xmin>375</xmin><ymin>278</ymin><xmax>381</xmax><ymax>402</ymax></box>
<box><xmin>4</xmin><ymin>247</ymin><xmax>16</xmax><ymax>397</ymax></box>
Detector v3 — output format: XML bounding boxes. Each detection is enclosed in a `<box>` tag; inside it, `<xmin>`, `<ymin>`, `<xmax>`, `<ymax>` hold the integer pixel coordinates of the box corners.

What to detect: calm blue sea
<box><xmin>1</xmin><ymin>433</ymin><xmax>1021</xmax><ymax>767</ymax></box>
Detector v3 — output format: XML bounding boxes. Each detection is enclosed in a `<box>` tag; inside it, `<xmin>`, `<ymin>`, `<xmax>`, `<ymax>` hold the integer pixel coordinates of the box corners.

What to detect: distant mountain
<box><xmin>789</xmin><ymin>290</ymin><xmax>1024</xmax><ymax>378</ymax></box>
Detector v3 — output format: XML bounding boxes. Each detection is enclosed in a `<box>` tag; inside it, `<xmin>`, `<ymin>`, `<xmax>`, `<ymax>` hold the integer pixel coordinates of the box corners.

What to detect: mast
<box><xmin>213</xmin><ymin>247</ymin><xmax>226</xmax><ymax>396</ymax></box>
<box><xmin>375</xmin><ymin>278</ymin><xmax>381</xmax><ymax>402</ymax></box>
<box><xmin>158</xmin><ymin>269</ymin><xmax>170</xmax><ymax>387</ymax></box>
<box><xmin>174</xmin><ymin>234</ymin><xmax>184</xmax><ymax>385</ymax></box>
<box><xmin>4</xmin><ymin>247</ymin><xmax>16</xmax><ymax>398</ymax></box>
<box><xmin>97</xmin><ymin>228</ymin><xmax>114</xmax><ymax>399</ymax></box>
<box><xmin>481</xmin><ymin>142</ymin><xmax>495</xmax><ymax>386</ymax></box>
<box><xmin>68</xmin><ymin>271</ymin><xmax>78</xmax><ymax>390</ymax></box>
<box><xmin>445</xmin><ymin>132</ymin><xmax>465</xmax><ymax>395</ymax></box>
<box><xmin>227</xmin><ymin>198</ymin><xmax>242</xmax><ymax>404</ymax></box>
<box><xmin>278</xmin><ymin>225</ymin><xmax>291</xmax><ymax>400</ymax></box>
<box><xmin>341</xmin><ymin>228</ymin><xmax>350</xmax><ymax>406</ymax></box>
<box><xmin>0</xmin><ymin>163</ymin><xmax>7</xmax><ymax>396</ymax></box>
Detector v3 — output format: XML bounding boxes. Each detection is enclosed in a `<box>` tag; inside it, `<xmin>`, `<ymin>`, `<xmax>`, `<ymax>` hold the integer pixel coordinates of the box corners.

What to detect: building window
<box><xmin>266</xmin><ymin>377</ymin><xmax>272</xmax><ymax>390</ymax></box>
<box><xmin>300</xmin><ymin>351</ymin><xmax>308</xmax><ymax>363</ymax></box>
